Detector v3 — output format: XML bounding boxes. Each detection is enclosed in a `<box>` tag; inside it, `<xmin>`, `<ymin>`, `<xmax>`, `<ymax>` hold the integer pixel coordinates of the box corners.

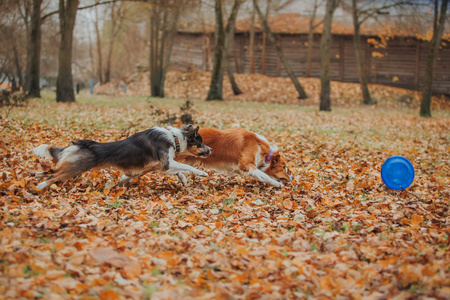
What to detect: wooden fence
<box><xmin>170</xmin><ymin>32</ymin><xmax>450</xmax><ymax>94</ymax></box>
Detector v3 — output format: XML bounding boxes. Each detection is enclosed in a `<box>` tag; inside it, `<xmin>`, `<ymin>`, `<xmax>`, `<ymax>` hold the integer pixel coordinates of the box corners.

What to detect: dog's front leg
<box><xmin>164</xmin><ymin>160</ymin><xmax>208</xmax><ymax>177</ymax></box>
<box><xmin>176</xmin><ymin>172</ymin><xmax>187</xmax><ymax>186</ymax></box>
<box><xmin>246</xmin><ymin>168</ymin><xmax>284</xmax><ymax>188</ymax></box>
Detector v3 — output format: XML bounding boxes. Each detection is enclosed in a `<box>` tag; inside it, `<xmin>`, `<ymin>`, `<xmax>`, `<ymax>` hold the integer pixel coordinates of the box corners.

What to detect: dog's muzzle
<box><xmin>280</xmin><ymin>174</ymin><xmax>294</xmax><ymax>183</ymax></box>
<box><xmin>198</xmin><ymin>146</ymin><xmax>212</xmax><ymax>158</ymax></box>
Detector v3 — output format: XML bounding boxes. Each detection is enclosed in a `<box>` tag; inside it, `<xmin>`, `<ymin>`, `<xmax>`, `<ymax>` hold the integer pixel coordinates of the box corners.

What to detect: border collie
<box><xmin>30</xmin><ymin>125</ymin><xmax>211</xmax><ymax>190</ymax></box>
<box><xmin>177</xmin><ymin>128</ymin><xmax>293</xmax><ymax>188</ymax></box>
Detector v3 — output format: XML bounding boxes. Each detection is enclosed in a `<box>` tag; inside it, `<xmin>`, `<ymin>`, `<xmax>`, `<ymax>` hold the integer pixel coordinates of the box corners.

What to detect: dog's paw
<box><xmin>36</xmin><ymin>181</ymin><xmax>49</xmax><ymax>190</ymax></box>
<box><xmin>272</xmin><ymin>181</ymin><xmax>284</xmax><ymax>188</ymax></box>
<box><xmin>177</xmin><ymin>173</ymin><xmax>187</xmax><ymax>186</ymax></box>
<box><xmin>118</xmin><ymin>175</ymin><xmax>132</xmax><ymax>185</ymax></box>
<box><xmin>196</xmin><ymin>170</ymin><xmax>208</xmax><ymax>177</ymax></box>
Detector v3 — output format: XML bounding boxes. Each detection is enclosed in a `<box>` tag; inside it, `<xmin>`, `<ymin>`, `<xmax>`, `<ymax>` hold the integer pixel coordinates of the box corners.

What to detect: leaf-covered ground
<box><xmin>95</xmin><ymin>70</ymin><xmax>450</xmax><ymax>110</ymax></box>
<box><xmin>1</xmin><ymin>94</ymin><xmax>449</xmax><ymax>299</ymax></box>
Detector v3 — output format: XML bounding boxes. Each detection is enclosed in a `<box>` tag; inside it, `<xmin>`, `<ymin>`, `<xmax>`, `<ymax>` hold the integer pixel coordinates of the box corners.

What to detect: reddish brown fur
<box><xmin>177</xmin><ymin>128</ymin><xmax>293</xmax><ymax>183</ymax></box>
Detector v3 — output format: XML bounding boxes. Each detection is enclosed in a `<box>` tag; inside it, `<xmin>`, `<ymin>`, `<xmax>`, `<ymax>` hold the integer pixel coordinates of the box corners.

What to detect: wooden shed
<box><xmin>170</xmin><ymin>31</ymin><xmax>450</xmax><ymax>95</ymax></box>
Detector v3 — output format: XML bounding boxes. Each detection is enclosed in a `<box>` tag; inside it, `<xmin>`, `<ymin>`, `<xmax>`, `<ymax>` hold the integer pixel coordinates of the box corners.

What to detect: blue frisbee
<box><xmin>381</xmin><ymin>156</ymin><xmax>414</xmax><ymax>190</ymax></box>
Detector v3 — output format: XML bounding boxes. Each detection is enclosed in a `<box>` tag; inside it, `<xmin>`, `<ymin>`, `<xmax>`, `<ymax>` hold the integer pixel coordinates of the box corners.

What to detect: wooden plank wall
<box><xmin>171</xmin><ymin>32</ymin><xmax>450</xmax><ymax>94</ymax></box>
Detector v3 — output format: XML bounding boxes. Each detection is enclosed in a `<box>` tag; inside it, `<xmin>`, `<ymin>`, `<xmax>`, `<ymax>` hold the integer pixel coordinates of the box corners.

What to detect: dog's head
<box><xmin>264</xmin><ymin>150</ymin><xmax>294</xmax><ymax>184</ymax></box>
<box><xmin>182</xmin><ymin>125</ymin><xmax>212</xmax><ymax>158</ymax></box>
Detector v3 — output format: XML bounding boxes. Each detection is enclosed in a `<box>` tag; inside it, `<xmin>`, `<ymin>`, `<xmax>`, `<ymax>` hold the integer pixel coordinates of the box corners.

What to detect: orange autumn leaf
<box><xmin>3</xmin><ymin>77</ymin><xmax>450</xmax><ymax>299</ymax></box>
<box><xmin>400</xmin><ymin>218</ymin><xmax>410</xmax><ymax>225</ymax></box>
<box><xmin>122</xmin><ymin>259</ymin><xmax>142</xmax><ymax>279</ymax></box>
<box><xmin>410</xmin><ymin>214</ymin><xmax>424</xmax><ymax>226</ymax></box>
<box><xmin>99</xmin><ymin>290</ymin><xmax>120</xmax><ymax>300</ymax></box>
<box><xmin>283</xmin><ymin>199</ymin><xmax>293</xmax><ymax>210</ymax></box>
<box><xmin>320</xmin><ymin>275</ymin><xmax>337</xmax><ymax>291</ymax></box>
<box><xmin>236</xmin><ymin>247</ymin><xmax>249</xmax><ymax>256</ymax></box>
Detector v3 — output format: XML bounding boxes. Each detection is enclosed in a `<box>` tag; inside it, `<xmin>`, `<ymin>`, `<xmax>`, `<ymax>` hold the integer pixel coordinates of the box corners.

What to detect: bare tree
<box><xmin>253</xmin><ymin>0</ymin><xmax>294</xmax><ymax>74</ymax></box>
<box><xmin>28</xmin><ymin>0</ymin><xmax>42</xmax><ymax>97</ymax></box>
<box><xmin>224</xmin><ymin>0</ymin><xmax>243</xmax><ymax>95</ymax></box>
<box><xmin>206</xmin><ymin>0</ymin><xmax>243</xmax><ymax>100</ymax></box>
<box><xmin>104</xmin><ymin>2</ymin><xmax>127</xmax><ymax>83</ymax></box>
<box><xmin>319</xmin><ymin>0</ymin><xmax>339</xmax><ymax>111</ymax></box>
<box><xmin>350</xmin><ymin>0</ymin><xmax>407</xmax><ymax>105</ymax></box>
<box><xmin>306</xmin><ymin>0</ymin><xmax>324</xmax><ymax>77</ymax></box>
<box><xmin>56</xmin><ymin>0</ymin><xmax>79</xmax><ymax>102</ymax></box>
<box><xmin>0</xmin><ymin>1</ymin><xmax>26</xmax><ymax>91</ymax></box>
<box><xmin>17</xmin><ymin>0</ymin><xmax>32</xmax><ymax>91</ymax></box>
<box><xmin>206</xmin><ymin>0</ymin><xmax>225</xmax><ymax>100</ymax></box>
<box><xmin>253</xmin><ymin>0</ymin><xmax>308</xmax><ymax>99</ymax></box>
<box><xmin>260</xmin><ymin>0</ymin><xmax>271</xmax><ymax>75</ymax></box>
<box><xmin>149</xmin><ymin>0</ymin><xmax>182</xmax><ymax>97</ymax></box>
<box><xmin>249</xmin><ymin>6</ymin><xmax>256</xmax><ymax>73</ymax></box>
<box><xmin>351</xmin><ymin>0</ymin><xmax>371</xmax><ymax>105</ymax></box>
<box><xmin>94</xmin><ymin>2</ymin><xmax>104</xmax><ymax>84</ymax></box>
<box><xmin>420</xmin><ymin>0</ymin><xmax>448</xmax><ymax>117</ymax></box>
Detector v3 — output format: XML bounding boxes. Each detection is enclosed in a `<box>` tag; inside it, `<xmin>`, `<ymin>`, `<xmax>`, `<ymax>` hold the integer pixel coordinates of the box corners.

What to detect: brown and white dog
<box><xmin>30</xmin><ymin>125</ymin><xmax>211</xmax><ymax>190</ymax></box>
<box><xmin>177</xmin><ymin>128</ymin><xmax>293</xmax><ymax>188</ymax></box>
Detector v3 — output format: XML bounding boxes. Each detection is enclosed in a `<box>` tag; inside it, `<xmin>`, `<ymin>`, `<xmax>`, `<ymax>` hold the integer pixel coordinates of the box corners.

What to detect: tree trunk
<box><xmin>149</xmin><ymin>0</ymin><xmax>180</xmax><ymax>98</ymax></box>
<box><xmin>160</xmin><ymin>8</ymin><xmax>179</xmax><ymax>96</ymax></box>
<box><xmin>420</xmin><ymin>0</ymin><xmax>448</xmax><ymax>117</ymax></box>
<box><xmin>104</xmin><ymin>3</ymin><xmax>116</xmax><ymax>83</ymax></box>
<box><xmin>224</xmin><ymin>0</ymin><xmax>243</xmax><ymax>95</ymax></box>
<box><xmin>249</xmin><ymin>7</ymin><xmax>255</xmax><ymax>74</ymax></box>
<box><xmin>306</xmin><ymin>0</ymin><xmax>319</xmax><ymax>77</ymax></box>
<box><xmin>352</xmin><ymin>0</ymin><xmax>372</xmax><ymax>105</ymax></box>
<box><xmin>12</xmin><ymin>44</ymin><xmax>24</xmax><ymax>89</ymax></box>
<box><xmin>104</xmin><ymin>2</ymin><xmax>123</xmax><ymax>83</ymax></box>
<box><xmin>21</xmin><ymin>1</ymin><xmax>32</xmax><ymax>92</ymax></box>
<box><xmin>88</xmin><ymin>23</ymin><xmax>95</xmax><ymax>78</ymax></box>
<box><xmin>253</xmin><ymin>0</ymin><xmax>308</xmax><ymax>99</ymax></box>
<box><xmin>320</xmin><ymin>0</ymin><xmax>338</xmax><ymax>111</ymax></box>
<box><xmin>28</xmin><ymin>0</ymin><xmax>42</xmax><ymax>97</ymax></box>
<box><xmin>94</xmin><ymin>4</ymin><xmax>103</xmax><ymax>85</ymax></box>
<box><xmin>260</xmin><ymin>0</ymin><xmax>270</xmax><ymax>75</ymax></box>
<box><xmin>206</xmin><ymin>0</ymin><xmax>225</xmax><ymax>100</ymax></box>
<box><xmin>56</xmin><ymin>0</ymin><xmax>79</xmax><ymax>103</ymax></box>
<box><xmin>150</xmin><ymin>3</ymin><xmax>162</xmax><ymax>97</ymax></box>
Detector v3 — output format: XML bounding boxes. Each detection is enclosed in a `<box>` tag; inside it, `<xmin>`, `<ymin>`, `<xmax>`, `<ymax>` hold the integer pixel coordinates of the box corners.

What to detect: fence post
<box><xmin>90</xmin><ymin>79</ymin><xmax>94</xmax><ymax>94</ymax></box>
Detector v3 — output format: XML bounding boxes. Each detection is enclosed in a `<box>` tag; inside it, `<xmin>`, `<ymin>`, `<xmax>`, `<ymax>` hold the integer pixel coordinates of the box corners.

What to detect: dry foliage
<box><xmin>0</xmin><ymin>95</ymin><xmax>449</xmax><ymax>299</ymax></box>
<box><xmin>94</xmin><ymin>70</ymin><xmax>450</xmax><ymax>111</ymax></box>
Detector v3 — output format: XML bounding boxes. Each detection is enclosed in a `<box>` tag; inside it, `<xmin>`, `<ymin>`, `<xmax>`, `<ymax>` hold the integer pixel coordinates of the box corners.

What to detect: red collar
<box><xmin>173</xmin><ymin>135</ymin><xmax>180</xmax><ymax>152</ymax></box>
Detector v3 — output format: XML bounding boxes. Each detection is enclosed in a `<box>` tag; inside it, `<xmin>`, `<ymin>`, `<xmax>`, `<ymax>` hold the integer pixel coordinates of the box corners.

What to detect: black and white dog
<box><xmin>30</xmin><ymin>125</ymin><xmax>212</xmax><ymax>190</ymax></box>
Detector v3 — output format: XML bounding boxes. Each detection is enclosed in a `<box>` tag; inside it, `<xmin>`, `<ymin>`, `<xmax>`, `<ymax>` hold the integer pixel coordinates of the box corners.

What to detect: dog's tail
<box><xmin>30</xmin><ymin>144</ymin><xmax>64</xmax><ymax>162</ymax></box>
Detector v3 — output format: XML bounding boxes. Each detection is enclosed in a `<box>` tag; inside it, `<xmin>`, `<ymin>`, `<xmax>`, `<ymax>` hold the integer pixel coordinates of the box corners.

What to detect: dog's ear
<box><xmin>271</xmin><ymin>152</ymin><xmax>280</xmax><ymax>163</ymax></box>
<box><xmin>194</xmin><ymin>126</ymin><xmax>200</xmax><ymax>136</ymax></box>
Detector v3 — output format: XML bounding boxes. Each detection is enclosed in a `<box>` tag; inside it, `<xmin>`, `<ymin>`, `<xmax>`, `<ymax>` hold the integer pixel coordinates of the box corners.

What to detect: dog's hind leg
<box><xmin>36</xmin><ymin>153</ymin><xmax>95</xmax><ymax>190</ymax></box>
<box><xmin>118</xmin><ymin>174</ymin><xmax>133</xmax><ymax>185</ymax></box>
<box><xmin>37</xmin><ymin>164</ymin><xmax>88</xmax><ymax>190</ymax></box>
<box><xmin>34</xmin><ymin>171</ymin><xmax>52</xmax><ymax>179</ymax></box>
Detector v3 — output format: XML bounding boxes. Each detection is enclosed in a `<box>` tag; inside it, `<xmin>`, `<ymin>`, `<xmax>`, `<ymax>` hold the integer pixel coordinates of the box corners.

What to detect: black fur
<box><xmin>32</xmin><ymin>125</ymin><xmax>211</xmax><ymax>189</ymax></box>
<box><xmin>49</xmin><ymin>147</ymin><xmax>64</xmax><ymax>162</ymax></box>
<box><xmin>72</xmin><ymin>128</ymin><xmax>173</xmax><ymax>170</ymax></box>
